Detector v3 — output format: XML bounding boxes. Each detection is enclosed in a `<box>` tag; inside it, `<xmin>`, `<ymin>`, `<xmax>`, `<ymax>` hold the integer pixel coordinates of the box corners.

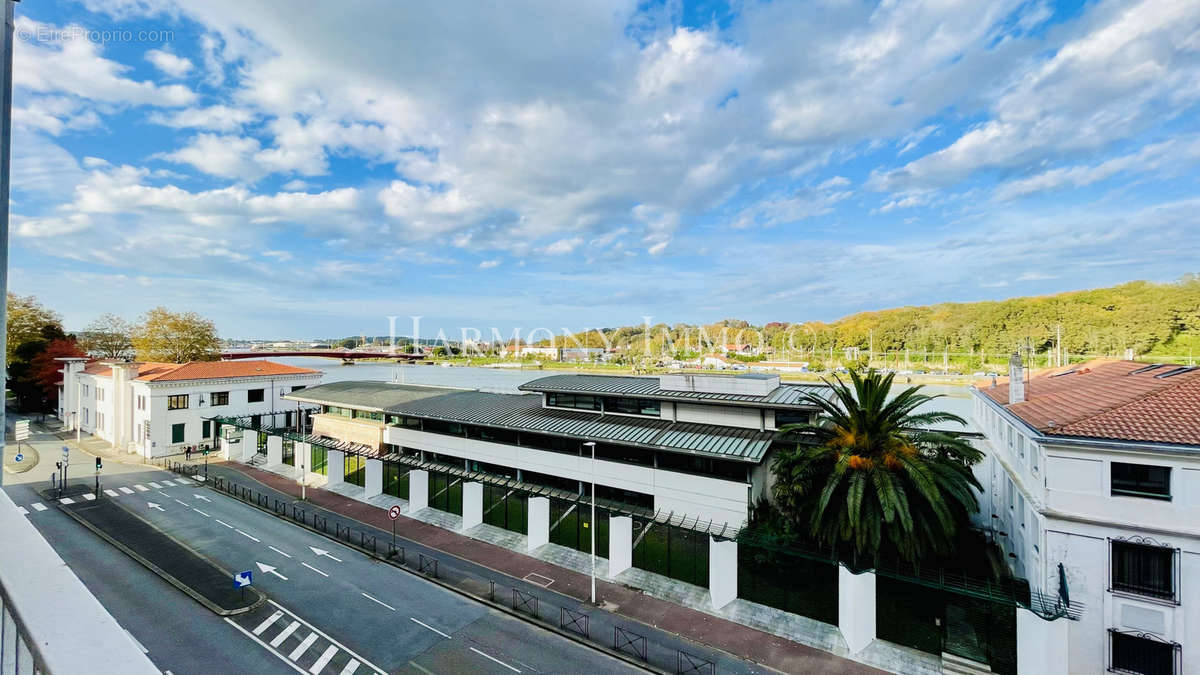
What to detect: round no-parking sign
<box><xmin>388</xmin><ymin>505</ymin><xmax>402</xmax><ymax>520</ymax></box>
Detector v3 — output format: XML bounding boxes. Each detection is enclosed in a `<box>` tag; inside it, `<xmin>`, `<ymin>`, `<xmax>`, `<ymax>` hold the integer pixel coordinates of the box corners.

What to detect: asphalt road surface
<box><xmin>4</xmin><ymin>430</ymin><xmax>642</xmax><ymax>674</ymax></box>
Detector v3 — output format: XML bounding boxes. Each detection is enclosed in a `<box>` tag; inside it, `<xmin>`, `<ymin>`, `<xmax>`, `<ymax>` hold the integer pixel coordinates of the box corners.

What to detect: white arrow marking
<box><xmin>308</xmin><ymin>546</ymin><xmax>342</xmax><ymax>562</ymax></box>
<box><xmin>193</xmin><ymin>494</ymin><xmax>211</xmax><ymax>502</ymax></box>
<box><xmin>256</xmin><ymin>562</ymin><xmax>288</xmax><ymax>580</ymax></box>
<box><xmin>147</xmin><ymin>502</ymin><xmax>164</xmax><ymax>511</ymax></box>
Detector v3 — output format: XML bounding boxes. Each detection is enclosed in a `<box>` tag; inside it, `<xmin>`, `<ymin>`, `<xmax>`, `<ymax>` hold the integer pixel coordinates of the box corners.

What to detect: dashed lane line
<box><xmin>269</xmin><ymin>545</ymin><xmax>292</xmax><ymax>558</ymax></box>
<box><xmin>236</xmin><ymin>529</ymin><xmax>261</xmax><ymax>543</ymax></box>
<box><xmin>214</xmin><ymin>519</ymin><xmax>234</xmax><ymax>529</ymax></box>
<box><xmin>269</xmin><ymin>620</ymin><xmax>300</xmax><ymax>648</ymax></box>
<box><xmin>173</xmin><ymin>498</ymin><xmax>189</xmax><ymax>506</ymax></box>
<box><xmin>308</xmin><ymin>645</ymin><xmax>337</xmax><ymax>674</ymax></box>
<box><xmin>407</xmin><ymin>662</ymin><xmax>434</xmax><ymax>675</ymax></box>
<box><xmin>31</xmin><ymin>503</ymin><xmax>46</xmax><ymax>512</ymax></box>
<box><xmin>360</xmin><ymin>593</ymin><xmax>395</xmax><ymax>612</ymax></box>
<box><xmin>409</xmin><ymin>618</ymin><xmax>451</xmax><ymax>639</ymax></box>
<box><xmin>471</xmin><ymin>647</ymin><xmax>520</xmax><ymax>673</ymax></box>
<box><xmin>301</xmin><ymin>562</ymin><xmax>328</xmax><ymax>577</ymax></box>
<box><xmin>192</xmin><ymin>508</ymin><xmax>210</xmax><ymax>517</ymax></box>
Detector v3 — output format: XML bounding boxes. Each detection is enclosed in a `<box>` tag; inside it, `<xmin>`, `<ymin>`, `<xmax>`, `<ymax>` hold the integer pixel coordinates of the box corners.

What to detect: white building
<box><xmin>57</xmin><ymin>359</ymin><xmax>322</xmax><ymax>458</ymax></box>
<box><xmin>972</xmin><ymin>355</ymin><xmax>1199</xmax><ymax>675</ymax></box>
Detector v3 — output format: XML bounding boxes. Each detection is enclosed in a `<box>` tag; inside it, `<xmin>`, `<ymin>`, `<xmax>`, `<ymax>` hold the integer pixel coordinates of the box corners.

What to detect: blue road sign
<box><xmin>13</xmin><ymin>453</ymin><xmax>22</xmax><ymax>463</ymax></box>
<box><xmin>234</xmin><ymin>571</ymin><xmax>253</xmax><ymax>588</ymax></box>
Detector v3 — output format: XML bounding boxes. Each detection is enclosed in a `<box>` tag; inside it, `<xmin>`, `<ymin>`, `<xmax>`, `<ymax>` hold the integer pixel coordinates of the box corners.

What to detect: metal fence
<box><xmin>737</xmin><ymin>543</ymin><xmax>839</xmax><ymax>625</ymax></box>
<box><xmin>548</xmin><ymin>496</ymin><xmax>609</xmax><ymax>555</ymax></box>
<box><xmin>483</xmin><ymin>484</ymin><xmax>527</xmax><ymax>534</ymax></box>
<box><xmin>427</xmin><ymin>470</ymin><xmax>463</xmax><ymax>516</ymax></box>
<box><xmin>631</xmin><ymin>513</ymin><xmax>709</xmax><ymax>588</ymax></box>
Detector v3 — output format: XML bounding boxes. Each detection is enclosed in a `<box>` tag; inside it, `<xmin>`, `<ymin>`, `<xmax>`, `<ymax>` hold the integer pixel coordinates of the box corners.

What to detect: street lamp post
<box><xmin>583</xmin><ymin>440</ymin><xmax>597</xmax><ymax>605</ymax></box>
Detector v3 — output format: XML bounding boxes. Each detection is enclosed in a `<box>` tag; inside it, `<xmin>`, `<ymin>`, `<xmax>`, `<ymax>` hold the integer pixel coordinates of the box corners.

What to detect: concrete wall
<box><xmin>312</xmin><ymin>414</ymin><xmax>384</xmax><ymax>450</ymax></box>
<box><xmin>673</xmin><ymin>402</ymin><xmax>763</xmax><ymax>430</ymax></box>
<box><xmin>385</xmin><ymin>427</ymin><xmax>751</xmax><ymax>527</ymax></box>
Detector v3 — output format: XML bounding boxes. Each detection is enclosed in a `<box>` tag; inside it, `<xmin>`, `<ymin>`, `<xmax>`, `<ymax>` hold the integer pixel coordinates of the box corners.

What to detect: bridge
<box><xmin>221</xmin><ymin>350</ymin><xmax>425</xmax><ymax>363</ymax></box>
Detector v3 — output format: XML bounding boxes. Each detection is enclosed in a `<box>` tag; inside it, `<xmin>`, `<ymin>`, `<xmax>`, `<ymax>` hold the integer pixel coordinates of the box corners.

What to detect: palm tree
<box><xmin>772</xmin><ymin>369</ymin><xmax>982</xmax><ymax>566</ymax></box>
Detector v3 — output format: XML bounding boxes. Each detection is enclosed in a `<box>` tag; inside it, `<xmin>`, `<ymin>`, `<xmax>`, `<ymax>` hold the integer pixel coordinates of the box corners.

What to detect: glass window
<box><xmin>310</xmin><ymin>445</ymin><xmax>327</xmax><ymax>475</ymax></box>
<box><xmin>1112</xmin><ymin>540</ymin><xmax>1175</xmax><ymax>601</ymax></box>
<box><xmin>1111</xmin><ymin>631</ymin><xmax>1176</xmax><ymax>675</ymax></box>
<box><xmin>354</xmin><ymin>410</ymin><xmax>383</xmax><ymax>421</ymax></box>
<box><xmin>592</xmin><ymin>443</ymin><xmax>654</xmax><ymax>466</ymax></box>
<box><xmin>774</xmin><ymin>409</ymin><xmax>809</xmax><ymax>427</ymax></box>
<box><xmin>656</xmin><ymin>452</ymin><xmax>747</xmax><ymax>480</ymax></box>
<box><xmin>546</xmin><ymin>393</ymin><xmax>602</xmax><ymax>411</ymax></box>
<box><xmin>210</xmin><ymin>391</ymin><xmax>229</xmax><ymax>406</ymax></box>
<box><xmin>171</xmin><ymin>423</ymin><xmax>185</xmax><ymax>444</ymax></box>
<box><xmin>281</xmin><ymin>440</ymin><xmax>294</xmax><ymax>466</ymax></box>
<box><xmin>167</xmin><ymin>394</ymin><xmax>188</xmax><ymax>410</ymax></box>
<box><xmin>202</xmin><ymin>420</ymin><xmax>212</xmax><ymax>438</ymax></box>
<box><xmin>344</xmin><ymin>454</ymin><xmax>365</xmax><ymax>486</ymax></box>
<box><xmin>604</xmin><ymin>397</ymin><xmax>661</xmax><ymax>416</ymax></box>
<box><xmin>471</xmin><ymin>426</ymin><xmax>518</xmax><ymax>445</ymax></box>
<box><xmin>1112</xmin><ymin>463</ymin><xmax>1171</xmax><ymax>500</ymax></box>
<box><xmin>247</xmin><ymin>389</ymin><xmax>265</xmax><ymax>403</ymax></box>
<box><xmin>1018</xmin><ymin>435</ymin><xmax>1025</xmax><ymax>459</ymax></box>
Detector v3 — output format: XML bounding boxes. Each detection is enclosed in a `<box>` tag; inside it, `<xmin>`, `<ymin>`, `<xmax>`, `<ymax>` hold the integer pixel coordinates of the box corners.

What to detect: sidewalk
<box><xmin>216</xmin><ymin>460</ymin><xmax>886</xmax><ymax>675</ymax></box>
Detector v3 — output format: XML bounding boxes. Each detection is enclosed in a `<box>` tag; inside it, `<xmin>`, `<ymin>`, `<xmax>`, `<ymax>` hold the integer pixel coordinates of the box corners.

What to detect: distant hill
<box><xmin>542</xmin><ymin>275</ymin><xmax>1200</xmax><ymax>370</ymax></box>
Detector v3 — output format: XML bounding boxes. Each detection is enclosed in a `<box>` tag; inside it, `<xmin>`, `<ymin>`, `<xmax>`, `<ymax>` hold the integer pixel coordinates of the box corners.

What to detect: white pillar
<box><xmin>219</xmin><ymin>437</ymin><xmax>232</xmax><ymax>461</ymax></box>
<box><xmin>527</xmin><ymin>497</ymin><xmax>550</xmax><ymax>551</ymax></box>
<box><xmin>294</xmin><ymin>442</ymin><xmax>310</xmax><ymax>480</ymax></box>
<box><xmin>266</xmin><ymin>435</ymin><xmax>283</xmax><ymax>466</ymax></box>
<box><xmin>607</xmin><ymin>516</ymin><xmax>632</xmax><ymax>578</ymax></box>
<box><xmin>364</xmin><ymin>458</ymin><xmax>383</xmax><ymax>498</ymax></box>
<box><xmin>1017</xmin><ymin>608</ymin><xmax>1069</xmax><ymax>674</ymax></box>
<box><xmin>709</xmin><ymin>536</ymin><xmax>738</xmax><ymax>610</ymax></box>
<box><xmin>327</xmin><ymin>450</ymin><xmax>345</xmax><ymax>486</ymax></box>
<box><xmin>838</xmin><ymin>567</ymin><xmax>876</xmax><ymax>654</ymax></box>
<box><xmin>462</xmin><ymin>481</ymin><xmax>483</xmax><ymax>530</ymax></box>
<box><xmin>408</xmin><ymin>470</ymin><xmax>428</xmax><ymax>513</ymax></box>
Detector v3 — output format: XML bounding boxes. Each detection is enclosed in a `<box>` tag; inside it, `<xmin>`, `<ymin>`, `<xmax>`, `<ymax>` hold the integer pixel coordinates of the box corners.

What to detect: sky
<box><xmin>9</xmin><ymin>0</ymin><xmax>1200</xmax><ymax>340</ymax></box>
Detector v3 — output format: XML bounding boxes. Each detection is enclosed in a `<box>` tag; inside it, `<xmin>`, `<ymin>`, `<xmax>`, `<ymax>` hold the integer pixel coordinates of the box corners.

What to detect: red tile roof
<box><xmin>979</xmin><ymin>359</ymin><xmax>1200</xmax><ymax>446</ymax></box>
<box><xmin>80</xmin><ymin>360</ymin><xmax>319</xmax><ymax>382</ymax></box>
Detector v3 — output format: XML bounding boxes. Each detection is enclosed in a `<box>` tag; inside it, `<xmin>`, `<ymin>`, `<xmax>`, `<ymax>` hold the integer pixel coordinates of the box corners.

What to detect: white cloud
<box><xmin>145</xmin><ymin>48</ymin><xmax>193</xmax><ymax>77</ymax></box>
<box><xmin>478</xmin><ymin>259</ymin><xmax>501</xmax><ymax>269</ymax></box>
<box><xmin>148</xmin><ymin>105</ymin><xmax>254</xmax><ymax>131</ymax></box>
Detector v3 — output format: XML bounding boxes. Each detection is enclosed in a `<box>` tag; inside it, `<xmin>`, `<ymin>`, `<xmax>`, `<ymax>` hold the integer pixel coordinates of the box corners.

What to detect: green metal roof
<box><xmin>285</xmin><ymin>381</ymin><xmax>779</xmax><ymax>463</ymax></box>
<box><xmin>284</xmin><ymin>380</ymin><xmax>460</xmax><ymax>411</ymax></box>
<box><xmin>518</xmin><ymin>373</ymin><xmax>830</xmax><ymax>408</ymax></box>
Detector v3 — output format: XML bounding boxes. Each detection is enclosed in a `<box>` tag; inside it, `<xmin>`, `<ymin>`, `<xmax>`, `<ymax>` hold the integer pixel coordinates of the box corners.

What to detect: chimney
<box><xmin>1008</xmin><ymin>351</ymin><xmax>1025</xmax><ymax>404</ymax></box>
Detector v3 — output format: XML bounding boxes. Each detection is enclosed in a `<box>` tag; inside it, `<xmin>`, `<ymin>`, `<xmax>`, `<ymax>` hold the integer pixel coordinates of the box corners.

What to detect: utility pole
<box><xmin>0</xmin><ymin>1</ymin><xmax>14</xmax><ymax>488</ymax></box>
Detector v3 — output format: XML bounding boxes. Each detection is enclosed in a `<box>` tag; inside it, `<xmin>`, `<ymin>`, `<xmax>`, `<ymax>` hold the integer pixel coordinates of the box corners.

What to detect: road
<box><xmin>3</xmin><ymin>422</ymin><xmax>641</xmax><ymax>674</ymax></box>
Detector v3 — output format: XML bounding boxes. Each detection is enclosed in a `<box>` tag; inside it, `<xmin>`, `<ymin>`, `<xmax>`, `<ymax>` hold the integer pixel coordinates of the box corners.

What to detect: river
<box><xmin>267</xmin><ymin>357</ymin><xmax>979</xmax><ymax>432</ymax></box>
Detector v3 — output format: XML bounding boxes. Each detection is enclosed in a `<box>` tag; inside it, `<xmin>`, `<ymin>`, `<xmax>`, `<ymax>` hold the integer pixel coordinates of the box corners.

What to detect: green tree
<box><xmin>6</xmin><ymin>294</ymin><xmax>70</xmax><ymax>411</ymax></box>
<box><xmin>772</xmin><ymin>369</ymin><xmax>982</xmax><ymax>566</ymax></box>
<box><xmin>131</xmin><ymin>307</ymin><xmax>220</xmax><ymax>363</ymax></box>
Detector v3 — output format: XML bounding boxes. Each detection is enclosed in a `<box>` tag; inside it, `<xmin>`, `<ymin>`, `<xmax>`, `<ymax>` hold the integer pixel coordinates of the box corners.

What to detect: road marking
<box><xmin>237</xmin><ymin>529</ymin><xmax>261</xmax><ymax>543</ymax></box>
<box><xmin>264</xmin><ymin>601</ymin><xmax>386</xmax><ymax>675</ymax></box>
<box><xmin>269</xmin><ymin>620</ymin><xmax>300</xmax><ymax>647</ymax></box>
<box><xmin>59</xmin><ymin>497</ymin><xmax>74</xmax><ymax>505</ymax></box>
<box><xmin>253</xmin><ymin>610</ymin><xmax>283</xmax><ymax>636</ymax></box>
<box><xmin>360</xmin><ymin>593</ymin><xmax>395</xmax><ymax>611</ymax></box>
<box><xmin>308</xmin><ymin>645</ymin><xmax>338</xmax><ymax>674</ymax></box>
<box><xmin>522</xmin><ymin>572</ymin><xmax>554</xmax><ymax>588</ymax></box>
<box><xmin>147</xmin><ymin>502</ymin><xmax>164</xmax><ymax>511</ymax></box>
<box><xmin>407</xmin><ymin>662</ymin><xmax>433</xmax><ymax>675</ymax></box>
<box><xmin>83</xmin><ymin>493</ymin><xmax>96</xmax><ymax>501</ymax></box>
<box><xmin>214</xmin><ymin>518</ymin><xmax>234</xmax><ymax>529</ymax></box>
<box><xmin>301</xmin><ymin>562</ymin><xmax>328</xmax><ymax>577</ymax></box>
<box><xmin>339</xmin><ymin>660</ymin><xmax>360</xmax><ymax>675</ymax></box>
<box><xmin>193</xmin><ymin>494</ymin><xmax>211</xmax><ymax>503</ymax></box>
<box><xmin>104</xmin><ymin>489</ymin><xmax>119</xmax><ymax>497</ymax></box>
<box><xmin>409</xmin><ymin>617</ymin><xmax>451</xmax><ymax>639</ymax></box>
<box><xmin>288</xmin><ymin>631</ymin><xmax>318</xmax><ymax>660</ymax></box>
<box><xmin>17</xmin><ymin>506</ymin><xmax>27</xmax><ymax>515</ymax></box>
<box><xmin>118</xmin><ymin>487</ymin><xmax>134</xmax><ymax>495</ymax></box>
<box><xmin>192</xmin><ymin>508</ymin><xmax>210</xmax><ymax>517</ymax></box>
<box><xmin>173</xmin><ymin>498</ymin><xmax>188</xmax><ymax>506</ymax></box>
<box><xmin>175</xmin><ymin>478</ymin><xmax>192</xmax><ymax>485</ymax></box>
<box><xmin>470</xmin><ymin>647</ymin><xmax>520</xmax><ymax>673</ymax></box>
<box><xmin>148</xmin><ymin>482</ymin><xmax>163</xmax><ymax>489</ymax></box>
<box><xmin>31</xmin><ymin>503</ymin><xmax>46</xmax><ymax>512</ymax></box>
<box><xmin>268</xmin><ymin>545</ymin><xmax>292</xmax><ymax>558</ymax></box>
<box><xmin>256</xmin><ymin>562</ymin><xmax>287</xmax><ymax>580</ymax></box>
<box><xmin>308</xmin><ymin>546</ymin><xmax>342</xmax><ymax>562</ymax></box>
<box><xmin>223</xmin><ymin>618</ymin><xmax>305</xmax><ymax>675</ymax></box>
<box><xmin>134</xmin><ymin>484</ymin><xmax>149</xmax><ymax>492</ymax></box>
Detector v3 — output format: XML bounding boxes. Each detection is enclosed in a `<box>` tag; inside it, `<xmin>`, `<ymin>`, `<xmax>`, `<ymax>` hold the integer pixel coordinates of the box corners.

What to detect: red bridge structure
<box><xmin>221</xmin><ymin>350</ymin><xmax>425</xmax><ymax>363</ymax></box>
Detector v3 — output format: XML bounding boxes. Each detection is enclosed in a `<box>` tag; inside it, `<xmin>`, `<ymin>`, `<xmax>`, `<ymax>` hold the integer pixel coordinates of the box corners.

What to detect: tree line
<box><xmin>6</xmin><ymin>295</ymin><xmax>221</xmax><ymax>412</ymax></box>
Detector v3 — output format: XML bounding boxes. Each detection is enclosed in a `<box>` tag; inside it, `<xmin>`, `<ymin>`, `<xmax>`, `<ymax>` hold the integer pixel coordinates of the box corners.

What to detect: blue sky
<box><xmin>9</xmin><ymin>0</ymin><xmax>1200</xmax><ymax>339</ymax></box>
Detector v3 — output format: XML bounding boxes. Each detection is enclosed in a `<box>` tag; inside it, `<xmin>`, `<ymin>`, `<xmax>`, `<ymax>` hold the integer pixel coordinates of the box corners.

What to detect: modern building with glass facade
<box><xmin>279</xmin><ymin>372</ymin><xmax>830</xmax><ymax>528</ymax></box>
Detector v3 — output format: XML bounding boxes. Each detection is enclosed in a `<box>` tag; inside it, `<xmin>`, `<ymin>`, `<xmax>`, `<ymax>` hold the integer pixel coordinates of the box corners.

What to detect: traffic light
<box><xmin>95</xmin><ymin>457</ymin><xmax>102</xmax><ymax>471</ymax></box>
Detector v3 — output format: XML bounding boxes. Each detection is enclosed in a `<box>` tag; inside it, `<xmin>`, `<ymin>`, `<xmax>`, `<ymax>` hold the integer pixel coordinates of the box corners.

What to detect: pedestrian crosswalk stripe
<box><xmin>253</xmin><ymin>611</ymin><xmax>283</xmax><ymax>636</ymax></box>
<box><xmin>31</xmin><ymin>503</ymin><xmax>46</xmax><ymax>512</ymax></box>
<box><xmin>288</xmin><ymin>632</ymin><xmax>318</xmax><ymax>660</ymax></box>
<box><xmin>118</xmin><ymin>487</ymin><xmax>134</xmax><ymax>494</ymax></box>
<box><xmin>149</xmin><ymin>482</ymin><xmax>163</xmax><ymax>489</ymax></box>
<box><xmin>104</xmin><ymin>489</ymin><xmax>119</xmax><ymax>497</ymax></box>
<box><xmin>17</xmin><ymin>506</ymin><xmax>28</xmax><ymax>515</ymax></box>
<box><xmin>175</xmin><ymin>478</ymin><xmax>192</xmax><ymax>485</ymax></box>
<box><xmin>134</xmin><ymin>485</ymin><xmax>149</xmax><ymax>492</ymax></box>
<box><xmin>60</xmin><ymin>497</ymin><xmax>74</xmax><ymax>505</ymax></box>
<box><xmin>269</xmin><ymin>621</ymin><xmax>300</xmax><ymax>648</ymax></box>
<box><xmin>339</xmin><ymin>659</ymin><xmax>360</xmax><ymax>674</ymax></box>
<box><xmin>309</xmin><ymin>645</ymin><xmax>338</xmax><ymax>673</ymax></box>
<box><xmin>83</xmin><ymin>493</ymin><xmax>96</xmax><ymax>501</ymax></box>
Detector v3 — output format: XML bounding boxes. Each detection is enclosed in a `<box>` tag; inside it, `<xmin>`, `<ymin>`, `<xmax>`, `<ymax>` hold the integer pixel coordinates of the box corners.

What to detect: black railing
<box><xmin>613</xmin><ymin>626</ymin><xmax>647</xmax><ymax>661</ymax></box>
<box><xmin>418</xmin><ymin>553</ymin><xmax>438</xmax><ymax>578</ymax></box>
<box><xmin>512</xmin><ymin>588</ymin><xmax>538</xmax><ymax>618</ymax></box>
<box><xmin>560</xmin><ymin>607</ymin><xmax>589</xmax><ymax>638</ymax></box>
<box><xmin>677</xmin><ymin>650</ymin><xmax>715</xmax><ymax>675</ymax></box>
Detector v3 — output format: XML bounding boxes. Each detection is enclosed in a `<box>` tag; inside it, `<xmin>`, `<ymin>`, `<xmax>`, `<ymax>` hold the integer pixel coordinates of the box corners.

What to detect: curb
<box><xmin>54</xmin><ymin>494</ymin><xmax>267</xmax><ymax>617</ymax></box>
<box><xmin>199</xmin><ymin>470</ymin><xmax>667</xmax><ymax>675</ymax></box>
